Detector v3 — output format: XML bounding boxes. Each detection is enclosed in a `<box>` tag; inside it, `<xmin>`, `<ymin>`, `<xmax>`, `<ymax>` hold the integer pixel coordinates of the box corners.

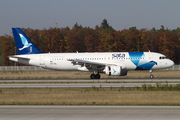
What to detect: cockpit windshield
<box><xmin>159</xmin><ymin>56</ymin><xmax>167</xmax><ymax>60</ymax></box>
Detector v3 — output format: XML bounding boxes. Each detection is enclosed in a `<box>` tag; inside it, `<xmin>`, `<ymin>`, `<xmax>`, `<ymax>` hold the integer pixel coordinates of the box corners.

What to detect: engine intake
<box><xmin>105</xmin><ymin>65</ymin><xmax>127</xmax><ymax>76</ymax></box>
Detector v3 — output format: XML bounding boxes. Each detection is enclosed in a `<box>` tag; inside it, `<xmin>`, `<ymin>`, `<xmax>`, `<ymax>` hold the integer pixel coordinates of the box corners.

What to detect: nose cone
<box><xmin>168</xmin><ymin>60</ymin><xmax>174</xmax><ymax>68</ymax></box>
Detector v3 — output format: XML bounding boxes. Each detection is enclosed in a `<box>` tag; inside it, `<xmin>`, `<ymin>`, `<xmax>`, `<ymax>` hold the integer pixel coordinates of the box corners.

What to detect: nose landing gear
<box><xmin>149</xmin><ymin>70</ymin><xmax>154</xmax><ymax>79</ymax></box>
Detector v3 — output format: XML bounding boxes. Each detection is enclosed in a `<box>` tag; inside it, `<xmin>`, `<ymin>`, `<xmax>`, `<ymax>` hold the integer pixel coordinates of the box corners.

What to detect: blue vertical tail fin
<box><xmin>12</xmin><ymin>28</ymin><xmax>43</xmax><ymax>55</ymax></box>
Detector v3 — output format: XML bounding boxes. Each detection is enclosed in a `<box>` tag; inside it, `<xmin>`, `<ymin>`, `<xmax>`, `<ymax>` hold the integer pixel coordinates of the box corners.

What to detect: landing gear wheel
<box><xmin>149</xmin><ymin>70</ymin><xmax>154</xmax><ymax>79</ymax></box>
<box><xmin>150</xmin><ymin>75</ymin><xmax>154</xmax><ymax>79</ymax></box>
<box><xmin>90</xmin><ymin>74</ymin><xmax>96</xmax><ymax>79</ymax></box>
<box><xmin>95</xmin><ymin>74</ymin><xmax>100</xmax><ymax>79</ymax></box>
<box><xmin>90</xmin><ymin>74</ymin><xmax>101</xmax><ymax>79</ymax></box>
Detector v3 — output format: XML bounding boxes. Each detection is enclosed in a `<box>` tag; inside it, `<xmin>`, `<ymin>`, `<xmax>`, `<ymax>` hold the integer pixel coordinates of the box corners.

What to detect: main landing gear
<box><xmin>90</xmin><ymin>73</ymin><xmax>101</xmax><ymax>79</ymax></box>
<box><xmin>149</xmin><ymin>70</ymin><xmax>154</xmax><ymax>79</ymax></box>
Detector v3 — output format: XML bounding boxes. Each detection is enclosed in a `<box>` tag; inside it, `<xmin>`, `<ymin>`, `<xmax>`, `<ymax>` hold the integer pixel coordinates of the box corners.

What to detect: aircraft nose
<box><xmin>169</xmin><ymin>60</ymin><xmax>174</xmax><ymax>67</ymax></box>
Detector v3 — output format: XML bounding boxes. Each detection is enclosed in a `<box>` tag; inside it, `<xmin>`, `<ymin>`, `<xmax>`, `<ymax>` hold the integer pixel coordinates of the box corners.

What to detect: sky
<box><xmin>0</xmin><ymin>0</ymin><xmax>180</xmax><ymax>36</ymax></box>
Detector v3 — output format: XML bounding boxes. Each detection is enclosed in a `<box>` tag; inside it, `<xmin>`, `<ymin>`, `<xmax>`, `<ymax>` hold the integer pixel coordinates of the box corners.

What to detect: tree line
<box><xmin>0</xmin><ymin>19</ymin><xmax>180</xmax><ymax>66</ymax></box>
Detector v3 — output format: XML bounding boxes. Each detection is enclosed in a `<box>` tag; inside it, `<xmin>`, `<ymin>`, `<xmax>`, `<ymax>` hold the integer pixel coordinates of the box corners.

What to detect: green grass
<box><xmin>142</xmin><ymin>83</ymin><xmax>180</xmax><ymax>91</ymax></box>
<box><xmin>0</xmin><ymin>70</ymin><xmax>179</xmax><ymax>79</ymax></box>
<box><xmin>0</xmin><ymin>86</ymin><xmax>180</xmax><ymax>105</ymax></box>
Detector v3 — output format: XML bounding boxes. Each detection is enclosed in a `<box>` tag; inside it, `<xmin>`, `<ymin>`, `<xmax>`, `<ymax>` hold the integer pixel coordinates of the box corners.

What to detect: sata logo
<box><xmin>112</xmin><ymin>68</ymin><xmax>117</xmax><ymax>73</ymax></box>
<box><xmin>112</xmin><ymin>53</ymin><xmax>125</xmax><ymax>59</ymax></box>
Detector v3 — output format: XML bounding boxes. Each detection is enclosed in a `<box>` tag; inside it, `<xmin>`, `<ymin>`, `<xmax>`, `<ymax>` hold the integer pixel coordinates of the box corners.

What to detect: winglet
<box><xmin>12</xmin><ymin>28</ymin><xmax>43</xmax><ymax>55</ymax></box>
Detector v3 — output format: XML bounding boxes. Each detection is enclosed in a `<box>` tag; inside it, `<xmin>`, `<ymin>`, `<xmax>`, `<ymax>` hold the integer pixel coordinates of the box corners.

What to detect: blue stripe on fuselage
<box><xmin>129</xmin><ymin>52</ymin><xmax>157</xmax><ymax>70</ymax></box>
<box><xmin>129</xmin><ymin>52</ymin><xmax>143</xmax><ymax>66</ymax></box>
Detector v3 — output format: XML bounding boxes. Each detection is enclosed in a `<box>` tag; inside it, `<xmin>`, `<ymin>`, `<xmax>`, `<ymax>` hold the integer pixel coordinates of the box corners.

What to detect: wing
<box><xmin>68</xmin><ymin>59</ymin><xmax>116</xmax><ymax>72</ymax></box>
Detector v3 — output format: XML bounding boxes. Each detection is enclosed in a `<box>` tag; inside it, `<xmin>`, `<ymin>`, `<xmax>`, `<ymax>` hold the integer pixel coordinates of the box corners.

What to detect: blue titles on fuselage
<box><xmin>112</xmin><ymin>53</ymin><xmax>125</xmax><ymax>59</ymax></box>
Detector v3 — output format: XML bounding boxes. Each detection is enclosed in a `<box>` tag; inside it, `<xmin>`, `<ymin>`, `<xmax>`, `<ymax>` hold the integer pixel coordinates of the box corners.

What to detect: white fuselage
<box><xmin>9</xmin><ymin>52</ymin><xmax>174</xmax><ymax>72</ymax></box>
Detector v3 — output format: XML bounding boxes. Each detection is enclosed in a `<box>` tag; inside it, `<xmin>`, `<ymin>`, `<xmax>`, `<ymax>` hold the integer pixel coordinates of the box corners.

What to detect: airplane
<box><xmin>9</xmin><ymin>28</ymin><xmax>174</xmax><ymax>79</ymax></box>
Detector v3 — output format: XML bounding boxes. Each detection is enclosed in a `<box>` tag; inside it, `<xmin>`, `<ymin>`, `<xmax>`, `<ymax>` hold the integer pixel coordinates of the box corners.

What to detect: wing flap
<box><xmin>68</xmin><ymin>59</ymin><xmax>116</xmax><ymax>66</ymax></box>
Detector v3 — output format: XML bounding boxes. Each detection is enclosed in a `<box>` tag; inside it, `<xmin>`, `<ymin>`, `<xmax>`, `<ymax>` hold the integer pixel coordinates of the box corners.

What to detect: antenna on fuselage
<box><xmin>148</xmin><ymin>50</ymin><xmax>151</xmax><ymax>52</ymax></box>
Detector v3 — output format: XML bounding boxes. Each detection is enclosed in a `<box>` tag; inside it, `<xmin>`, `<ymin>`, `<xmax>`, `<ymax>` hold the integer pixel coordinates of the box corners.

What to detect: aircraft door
<box><xmin>148</xmin><ymin>54</ymin><xmax>154</xmax><ymax>62</ymax></box>
<box><xmin>40</xmin><ymin>56</ymin><xmax>45</xmax><ymax>65</ymax></box>
<box><xmin>159</xmin><ymin>57</ymin><xmax>163</xmax><ymax>67</ymax></box>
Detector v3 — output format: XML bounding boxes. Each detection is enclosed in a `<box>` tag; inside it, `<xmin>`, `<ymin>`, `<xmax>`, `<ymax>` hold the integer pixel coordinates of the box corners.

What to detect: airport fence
<box><xmin>167</xmin><ymin>65</ymin><xmax>180</xmax><ymax>70</ymax></box>
<box><xmin>0</xmin><ymin>66</ymin><xmax>49</xmax><ymax>71</ymax></box>
<box><xmin>0</xmin><ymin>65</ymin><xmax>179</xmax><ymax>71</ymax></box>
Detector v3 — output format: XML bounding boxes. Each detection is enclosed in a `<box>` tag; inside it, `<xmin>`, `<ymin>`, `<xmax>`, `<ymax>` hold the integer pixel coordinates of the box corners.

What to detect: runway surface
<box><xmin>0</xmin><ymin>83</ymin><xmax>179</xmax><ymax>88</ymax></box>
<box><xmin>0</xmin><ymin>79</ymin><xmax>179</xmax><ymax>88</ymax></box>
<box><xmin>1</xmin><ymin>78</ymin><xmax>180</xmax><ymax>83</ymax></box>
<box><xmin>0</xmin><ymin>106</ymin><xmax>180</xmax><ymax>120</ymax></box>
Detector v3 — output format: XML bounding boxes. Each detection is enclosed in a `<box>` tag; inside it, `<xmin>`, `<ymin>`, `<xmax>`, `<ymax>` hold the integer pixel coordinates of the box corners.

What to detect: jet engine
<box><xmin>105</xmin><ymin>65</ymin><xmax>127</xmax><ymax>76</ymax></box>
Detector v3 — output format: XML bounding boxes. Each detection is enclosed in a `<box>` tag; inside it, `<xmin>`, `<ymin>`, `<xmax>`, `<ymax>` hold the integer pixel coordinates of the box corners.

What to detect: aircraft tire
<box><xmin>150</xmin><ymin>75</ymin><xmax>154</xmax><ymax>79</ymax></box>
<box><xmin>95</xmin><ymin>74</ymin><xmax>100</xmax><ymax>79</ymax></box>
<box><xmin>90</xmin><ymin>74</ymin><xmax>96</xmax><ymax>79</ymax></box>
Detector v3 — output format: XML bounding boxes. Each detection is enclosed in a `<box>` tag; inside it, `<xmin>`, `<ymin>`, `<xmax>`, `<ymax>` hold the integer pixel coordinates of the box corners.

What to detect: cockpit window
<box><xmin>159</xmin><ymin>56</ymin><xmax>167</xmax><ymax>60</ymax></box>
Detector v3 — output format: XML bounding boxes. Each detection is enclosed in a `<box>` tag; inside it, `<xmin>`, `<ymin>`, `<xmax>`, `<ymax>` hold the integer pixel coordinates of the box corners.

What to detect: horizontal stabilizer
<box><xmin>9</xmin><ymin>55</ymin><xmax>31</xmax><ymax>60</ymax></box>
